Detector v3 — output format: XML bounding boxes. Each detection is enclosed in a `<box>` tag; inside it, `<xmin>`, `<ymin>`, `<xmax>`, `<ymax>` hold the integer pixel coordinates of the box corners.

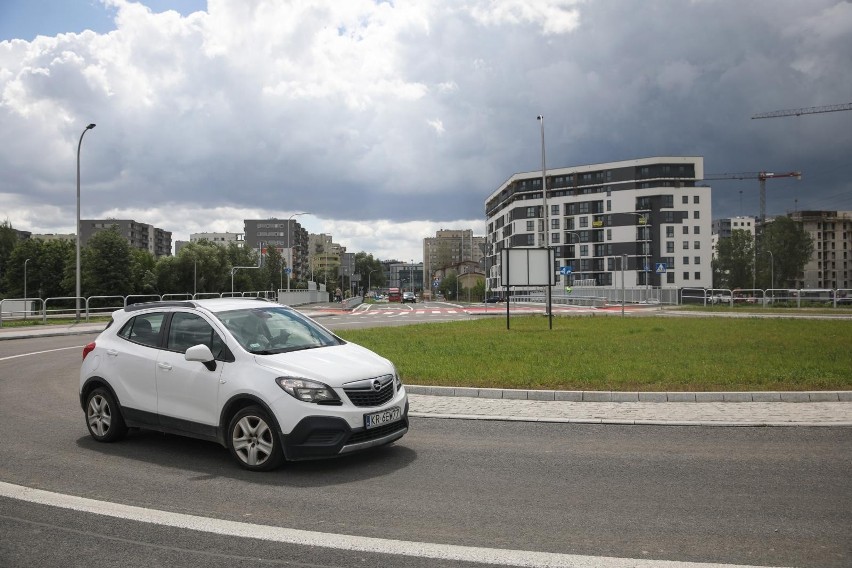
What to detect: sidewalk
<box><xmin>3</xmin><ymin>321</ymin><xmax>850</xmax><ymax>427</ymax></box>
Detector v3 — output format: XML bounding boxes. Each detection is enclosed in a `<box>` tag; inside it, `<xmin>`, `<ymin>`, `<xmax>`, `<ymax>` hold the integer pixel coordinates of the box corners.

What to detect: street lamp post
<box><xmin>24</xmin><ymin>258</ymin><xmax>31</xmax><ymax>317</ymax></box>
<box><xmin>367</xmin><ymin>269</ymin><xmax>378</xmax><ymax>297</ymax></box>
<box><xmin>286</xmin><ymin>212</ymin><xmax>308</xmax><ymax>292</ymax></box>
<box><xmin>536</xmin><ymin>115</ymin><xmax>552</xmax><ymax>315</ymax></box>
<box><xmin>764</xmin><ymin>249</ymin><xmax>774</xmax><ymax>305</ymax></box>
<box><xmin>76</xmin><ymin>123</ymin><xmax>95</xmax><ymax>319</ymax></box>
<box><xmin>628</xmin><ymin>212</ymin><xmax>652</xmax><ymax>302</ymax></box>
<box><xmin>231</xmin><ymin>266</ymin><xmax>260</xmax><ymax>296</ymax></box>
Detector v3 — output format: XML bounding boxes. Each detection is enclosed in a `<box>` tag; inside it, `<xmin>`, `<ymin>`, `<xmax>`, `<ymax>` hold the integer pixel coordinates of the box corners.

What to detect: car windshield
<box><xmin>216</xmin><ymin>306</ymin><xmax>343</xmax><ymax>355</ymax></box>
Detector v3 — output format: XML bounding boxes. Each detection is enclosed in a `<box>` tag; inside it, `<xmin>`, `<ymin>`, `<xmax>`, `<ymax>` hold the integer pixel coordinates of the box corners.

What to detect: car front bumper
<box><xmin>279</xmin><ymin>400</ymin><xmax>409</xmax><ymax>460</ymax></box>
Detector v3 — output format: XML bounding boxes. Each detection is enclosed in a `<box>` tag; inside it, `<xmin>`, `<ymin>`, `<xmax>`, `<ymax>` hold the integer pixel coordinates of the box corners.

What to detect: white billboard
<box><xmin>500</xmin><ymin>248</ymin><xmax>555</xmax><ymax>286</ymax></box>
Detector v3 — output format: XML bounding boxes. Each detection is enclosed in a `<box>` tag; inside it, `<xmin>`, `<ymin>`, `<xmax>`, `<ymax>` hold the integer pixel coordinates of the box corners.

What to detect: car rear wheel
<box><xmin>228</xmin><ymin>406</ymin><xmax>284</xmax><ymax>471</ymax></box>
<box><xmin>85</xmin><ymin>387</ymin><xmax>128</xmax><ymax>442</ymax></box>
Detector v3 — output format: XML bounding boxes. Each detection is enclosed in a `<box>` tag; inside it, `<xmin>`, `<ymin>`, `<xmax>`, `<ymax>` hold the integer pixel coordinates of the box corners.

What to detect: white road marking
<box><xmin>0</xmin><ymin>481</ymin><xmax>785</xmax><ymax>568</ymax></box>
<box><xmin>0</xmin><ymin>346</ymin><xmax>80</xmax><ymax>362</ymax></box>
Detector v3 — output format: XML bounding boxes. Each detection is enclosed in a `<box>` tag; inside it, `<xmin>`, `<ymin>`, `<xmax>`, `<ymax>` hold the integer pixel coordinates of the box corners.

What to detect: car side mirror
<box><xmin>185</xmin><ymin>344</ymin><xmax>217</xmax><ymax>371</ymax></box>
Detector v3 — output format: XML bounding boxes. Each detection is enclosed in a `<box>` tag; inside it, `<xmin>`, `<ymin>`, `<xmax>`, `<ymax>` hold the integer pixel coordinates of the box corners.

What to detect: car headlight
<box><xmin>276</xmin><ymin>377</ymin><xmax>341</xmax><ymax>404</ymax></box>
<box><xmin>394</xmin><ymin>367</ymin><xmax>403</xmax><ymax>391</ymax></box>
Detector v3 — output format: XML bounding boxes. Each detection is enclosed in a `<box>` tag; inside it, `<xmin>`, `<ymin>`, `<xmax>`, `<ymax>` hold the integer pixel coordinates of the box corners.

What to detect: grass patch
<box><xmin>337</xmin><ymin>316</ymin><xmax>852</xmax><ymax>392</ymax></box>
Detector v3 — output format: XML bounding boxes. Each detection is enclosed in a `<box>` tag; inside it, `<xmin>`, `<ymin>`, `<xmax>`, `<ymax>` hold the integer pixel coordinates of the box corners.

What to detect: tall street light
<box><xmin>24</xmin><ymin>258</ymin><xmax>31</xmax><ymax>317</ymax></box>
<box><xmin>286</xmin><ymin>212</ymin><xmax>308</xmax><ymax>292</ymax></box>
<box><xmin>76</xmin><ymin>123</ymin><xmax>96</xmax><ymax>319</ymax></box>
<box><xmin>537</xmin><ymin>115</ymin><xmax>552</xmax><ymax>315</ymax></box>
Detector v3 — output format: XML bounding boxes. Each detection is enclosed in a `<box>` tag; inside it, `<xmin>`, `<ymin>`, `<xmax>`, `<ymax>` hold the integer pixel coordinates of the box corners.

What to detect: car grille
<box><xmin>347</xmin><ymin>418</ymin><xmax>408</xmax><ymax>445</ymax></box>
<box><xmin>343</xmin><ymin>375</ymin><xmax>395</xmax><ymax>407</ymax></box>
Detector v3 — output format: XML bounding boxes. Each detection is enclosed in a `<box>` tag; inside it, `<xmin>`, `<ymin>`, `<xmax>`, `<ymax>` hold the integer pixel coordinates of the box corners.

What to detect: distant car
<box><xmin>402</xmin><ymin>291</ymin><xmax>416</xmax><ymax>303</ymax></box>
<box><xmin>484</xmin><ymin>296</ymin><xmax>504</xmax><ymax>303</ymax></box>
<box><xmin>79</xmin><ymin>298</ymin><xmax>408</xmax><ymax>471</ymax></box>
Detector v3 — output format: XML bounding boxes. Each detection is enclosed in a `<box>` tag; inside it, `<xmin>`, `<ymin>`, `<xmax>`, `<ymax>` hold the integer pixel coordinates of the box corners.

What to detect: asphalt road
<box><xmin>1</xmin><ymin>334</ymin><xmax>850</xmax><ymax>568</ymax></box>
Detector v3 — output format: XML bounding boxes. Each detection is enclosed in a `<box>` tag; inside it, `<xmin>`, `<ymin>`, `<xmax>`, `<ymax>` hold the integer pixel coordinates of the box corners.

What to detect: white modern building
<box><xmin>485</xmin><ymin>156</ymin><xmax>713</xmax><ymax>292</ymax></box>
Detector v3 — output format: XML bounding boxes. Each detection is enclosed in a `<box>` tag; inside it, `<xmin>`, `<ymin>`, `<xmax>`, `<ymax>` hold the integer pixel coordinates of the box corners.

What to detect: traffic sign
<box><xmin>284</xmin><ymin>268</ymin><xmax>292</xmax><ymax>274</ymax></box>
<box><xmin>560</xmin><ymin>266</ymin><xmax>573</xmax><ymax>275</ymax></box>
<box><xmin>655</xmin><ymin>263</ymin><xmax>667</xmax><ymax>274</ymax></box>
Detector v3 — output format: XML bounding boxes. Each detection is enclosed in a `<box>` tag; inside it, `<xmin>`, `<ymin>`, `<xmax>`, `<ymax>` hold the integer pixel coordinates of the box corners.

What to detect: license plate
<box><xmin>364</xmin><ymin>407</ymin><xmax>402</xmax><ymax>430</ymax></box>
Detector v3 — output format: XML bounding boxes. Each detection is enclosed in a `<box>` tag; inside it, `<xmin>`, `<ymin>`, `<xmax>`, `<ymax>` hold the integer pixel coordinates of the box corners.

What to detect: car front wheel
<box><xmin>228</xmin><ymin>406</ymin><xmax>284</xmax><ymax>471</ymax></box>
<box><xmin>85</xmin><ymin>387</ymin><xmax>128</xmax><ymax>442</ymax></box>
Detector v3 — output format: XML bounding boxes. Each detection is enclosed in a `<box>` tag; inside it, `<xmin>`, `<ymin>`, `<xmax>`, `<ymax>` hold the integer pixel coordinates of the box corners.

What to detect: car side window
<box><xmin>167</xmin><ymin>312</ymin><xmax>228</xmax><ymax>360</ymax></box>
<box><xmin>118</xmin><ymin>313</ymin><xmax>165</xmax><ymax>348</ymax></box>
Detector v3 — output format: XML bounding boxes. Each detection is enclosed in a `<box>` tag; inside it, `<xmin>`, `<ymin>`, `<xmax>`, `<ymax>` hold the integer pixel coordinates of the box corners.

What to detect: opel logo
<box><xmin>372</xmin><ymin>379</ymin><xmax>382</xmax><ymax>392</ymax></box>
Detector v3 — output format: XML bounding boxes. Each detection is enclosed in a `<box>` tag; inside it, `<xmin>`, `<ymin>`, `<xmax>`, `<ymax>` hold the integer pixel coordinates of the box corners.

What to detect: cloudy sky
<box><xmin>2</xmin><ymin>0</ymin><xmax>851</xmax><ymax>263</ymax></box>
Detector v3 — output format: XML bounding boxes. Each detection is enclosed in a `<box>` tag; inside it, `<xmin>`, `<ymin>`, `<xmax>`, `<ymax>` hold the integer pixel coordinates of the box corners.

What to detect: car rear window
<box><xmin>118</xmin><ymin>312</ymin><xmax>165</xmax><ymax>348</ymax></box>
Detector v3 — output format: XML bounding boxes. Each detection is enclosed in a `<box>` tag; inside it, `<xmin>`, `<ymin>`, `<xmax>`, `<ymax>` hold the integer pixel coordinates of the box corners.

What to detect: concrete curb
<box><xmin>408</xmin><ymin>412</ymin><xmax>852</xmax><ymax>427</ymax></box>
<box><xmin>405</xmin><ymin>385</ymin><xmax>852</xmax><ymax>403</ymax></box>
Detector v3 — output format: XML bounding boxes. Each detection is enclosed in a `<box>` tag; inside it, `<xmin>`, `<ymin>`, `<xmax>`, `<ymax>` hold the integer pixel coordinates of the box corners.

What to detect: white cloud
<box><xmin>1</xmin><ymin>0</ymin><xmax>851</xmax><ymax>262</ymax></box>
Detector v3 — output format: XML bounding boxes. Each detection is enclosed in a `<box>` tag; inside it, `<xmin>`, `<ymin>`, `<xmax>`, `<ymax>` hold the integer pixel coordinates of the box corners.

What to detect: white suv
<box><xmin>80</xmin><ymin>298</ymin><xmax>408</xmax><ymax>471</ymax></box>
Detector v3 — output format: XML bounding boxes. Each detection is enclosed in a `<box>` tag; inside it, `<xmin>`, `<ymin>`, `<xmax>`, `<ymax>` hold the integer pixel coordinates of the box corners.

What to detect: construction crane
<box><xmin>703</xmin><ymin>171</ymin><xmax>802</xmax><ymax>225</ymax></box>
<box><xmin>752</xmin><ymin>103</ymin><xmax>852</xmax><ymax>119</ymax></box>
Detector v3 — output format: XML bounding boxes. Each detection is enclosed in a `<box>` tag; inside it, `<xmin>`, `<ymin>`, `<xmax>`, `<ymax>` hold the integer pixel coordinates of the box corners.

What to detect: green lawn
<box><xmin>337</xmin><ymin>316</ymin><xmax>852</xmax><ymax>392</ymax></box>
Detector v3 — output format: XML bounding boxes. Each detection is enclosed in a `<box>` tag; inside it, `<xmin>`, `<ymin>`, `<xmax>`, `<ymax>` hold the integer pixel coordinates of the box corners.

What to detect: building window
<box><xmin>694</xmin><ymin>241</ymin><xmax>701</xmax><ymax>250</ymax></box>
<box><xmin>667</xmin><ymin>272</ymin><xmax>675</xmax><ymax>284</ymax></box>
<box><xmin>694</xmin><ymin>226</ymin><xmax>700</xmax><ymax>234</ymax></box>
<box><xmin>662</xmin><ymin>195</ymin><xmax>673</xmax><ymax>208</ymax></box>
<box><xmin>566</xmin><ymin>217</ymin><xmax>575</xmax><ymax>230</ymax></box>
<box><xmin>527</xmin><ymin>207</ymin><xmax>536</xmax><ymax>217</ymax></box>
<box><xmin>606</xmin><ymin>200</ymin><xmax>612</xmax><ymax>211</ymax></box>
<box><xmin>526</xmin><ymin>221</ymin><xmax>534</xmax><ymax>232</ymax></box>
<box><xmin>666</xmin><ymin>226</ymin><xmax>674</xmax><ymax>237</ymax></box>
<box><xmin>682</xmin><ymin>195</ymin><xmax>688</xmax><ymax>204</ymax></box>
<box><xmin>551</xmin><ymin>204</ymin><xmax>559</xmax><ymax>216</ymax></box>
<box><xmin>580</xmin><ymin>217</ymin><xmax>589</xmax><ymax>228</ymax></box>
<box><xmin>683</xmin><ymin>256</ymin><xmax>689</xmax><ymax>265</ymax></box>
<box><xmin>551</xmin><ymin>218</ymin><xmax>560</xmax><ymax>230</ymax></box>
<box><xmin>694</xmin><ymin>196</ymin><xmax>700</xmax><ymax>204</ymax></box>
<box><xmin>694</xmin><ymin>256</ymin><xmax>700</xmax><ymax>264</ymax></box>
<box><xmin>694</xmin><ymin>272</ymin><xmax>701</xmax><ymax>280</ymax></box>
<box><xmin>683</xmin><ymin>241</ymin><xmax>689</xmax><ymax>250</ymax></box>
<box><xmin>683</xmin><ymin>226</ymin><xmax>689</xmax><ymax>234</ymax></box>
<box><xmin>607</xmin><ymin>229</ymin><xmax>612</xmax><ymax>241</ymax></box>
<box><xmin>694</xmin><ymin>210</ymin><xmax>700</xmax><ymax>219</ymax></box>
<box><xmin>552</xmin><ymin>233</ymin><xmax>560</xmax><ymax>244</ymax></box>
<box><xmin>580</xmin><ymin>245</ymin><xmax>588</xmax><ymax>257</ymax></box>
<box><xmin>683</xmin><ymin>272</ymin><xmax>690</xmax><ymax>280</ymax></box>
<box><xmin>667</xmin><ymin>241</ymin><xmax>674</xmax><ymax>253</ymax></box>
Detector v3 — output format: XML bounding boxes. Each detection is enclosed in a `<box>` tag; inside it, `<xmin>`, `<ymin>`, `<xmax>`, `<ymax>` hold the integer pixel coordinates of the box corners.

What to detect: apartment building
<box><xmin>789</xmin><ymin>210</ymin><xmax>852</xmax><ymax>289</ymax></box>
<box><xmin>711</xmin><ymin>216</ymin><xmax>755</xmax><ymax>258</ymax></box>
<box><xmin>485</xmin><ymin>157</ymin><xmax>713</xmax><ymax>290</ymax></box>
<box><xmin>80</xmin><ymin>219</ymin><xmax>172</xmax><ymax>258</ymax></box>
<box><xmin>422</xmin><ymin>229</ymin><xmax>485</xmax><ymax>291</ymax></box>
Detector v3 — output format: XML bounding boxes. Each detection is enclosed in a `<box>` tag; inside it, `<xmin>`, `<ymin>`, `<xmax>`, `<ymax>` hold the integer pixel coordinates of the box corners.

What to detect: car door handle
<box><xmin>157</xmin><ymin>362</ymin><xmax>173</xmax><ymax>371</ymax></box>
<box><xmin>106</xmin><ymin>350</ymin><xmax>118</xmax><ymax>357</ymax></box>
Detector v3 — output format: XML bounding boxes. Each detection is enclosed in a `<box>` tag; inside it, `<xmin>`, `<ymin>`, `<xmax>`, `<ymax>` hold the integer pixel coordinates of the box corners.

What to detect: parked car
<box><xmin>484</xmin><ymin>296</ymin><xmax>504</xmax><ymax>303</ymax></box>
<box><xmin>79</xmin><ymin>298</ymin><xmax>408</xmax><ymax>471</ymax></box>
<box><xmin>402</xmin><ymin>291</ymin><xmax>417</xmax><ymax>303</ymax></box>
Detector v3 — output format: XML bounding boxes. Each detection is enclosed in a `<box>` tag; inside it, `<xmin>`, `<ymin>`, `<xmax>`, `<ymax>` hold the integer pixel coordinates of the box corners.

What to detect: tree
<box><xmin>81</xmin><ymin>227</ymin><xmax>133</xmax><ymax>297</ymax></box>
<box><xmin>262</xmin><ymin>245</ymin><xmax>284</xmax><ymax>291</ymax></box>
<box><xmin>130</xmin><ymin>248</ymin><xmax>157</xmax><ymax>295</ymax></box>
<box><xmin>0</xmin><ymin>220</ymin><xmax>19</xmax><ymax>292</ymax></box>
<box><xmin>761</xmin><ymin>216</ymin><xmax>814</xmax><ymax>289</ymax></box>
<box><xmin>714</xmin><ymin>230</ymin><xmax>754</xmax><ymax>289</ymax></box>
<box><xmin>439</xmin><ymin>270</ymin><xmax>458</xmax><ymax>300</ymax></box>
<box><xmin>354</xmin><ymin>252</ymin><xmax>385</xmax><ymax>296</ymax></box>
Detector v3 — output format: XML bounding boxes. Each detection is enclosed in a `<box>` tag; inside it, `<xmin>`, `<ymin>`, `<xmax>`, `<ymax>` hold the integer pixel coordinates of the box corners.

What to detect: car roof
<box><xmin>121</xmin><ymin>297</ymin><xmax>281</xmax><ymax>315</ymax></box>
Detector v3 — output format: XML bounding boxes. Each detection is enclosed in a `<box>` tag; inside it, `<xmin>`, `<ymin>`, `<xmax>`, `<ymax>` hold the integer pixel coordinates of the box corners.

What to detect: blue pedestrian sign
<box><xmin>285</xmin><ymin>268</ymin><xmax>292</xmax><ymax>274</ymax></box>
<box><xmin>655</xmin><ymin>263</ymin><xmax>667</xmax><ymax>274</ymax></box>
<box><xmin>560</xmin><ymin>266</ymin><xmax>573</xmax><ymax>275</ymax></box>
